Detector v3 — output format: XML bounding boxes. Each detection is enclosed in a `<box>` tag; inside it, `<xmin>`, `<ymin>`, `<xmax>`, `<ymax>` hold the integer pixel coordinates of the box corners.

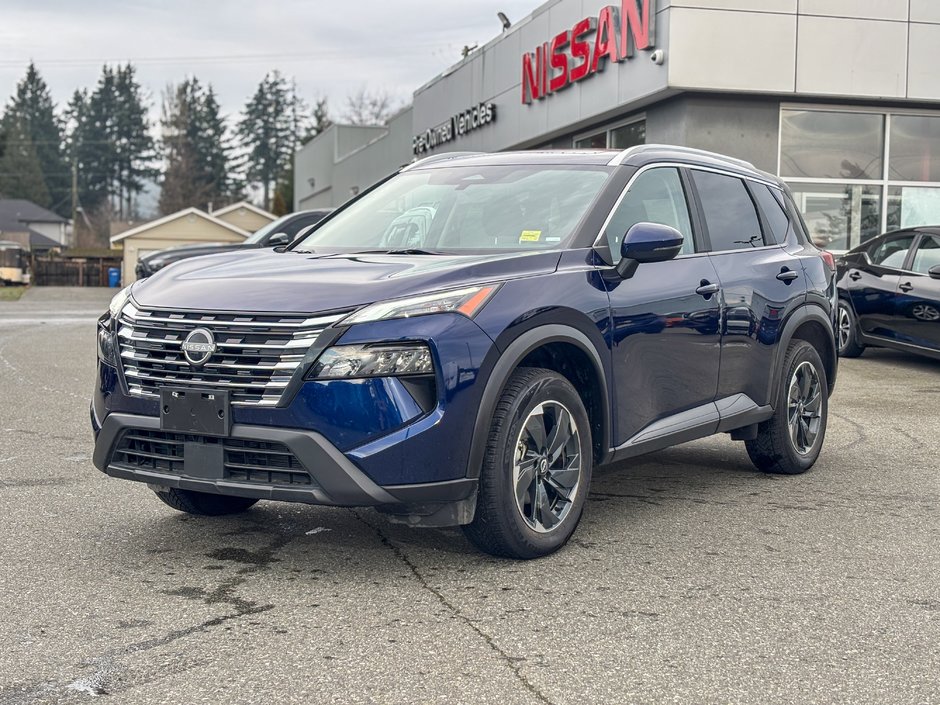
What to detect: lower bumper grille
<box><xmin>113</xmin><ymin>429</ymin><xmax>313</xmax><ymax>486</ymax></box>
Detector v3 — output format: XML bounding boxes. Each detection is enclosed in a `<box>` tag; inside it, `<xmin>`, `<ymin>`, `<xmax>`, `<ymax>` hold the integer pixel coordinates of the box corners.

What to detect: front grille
<box><xmin>117</xmin><ymin>303</ymin><xmax>344</xmax><ymax>406</ymax></box>
<box><xmin>112</xmin><ymin>429</ymin><xmax>314</xmax><ymax>486</ymax></box>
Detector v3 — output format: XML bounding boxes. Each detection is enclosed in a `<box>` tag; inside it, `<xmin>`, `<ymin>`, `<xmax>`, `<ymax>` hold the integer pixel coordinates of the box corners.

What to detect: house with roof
<box><xmin>210</xmin><ymin>201</ymin><xmax>276</xmax><ymax>232</ymax></box>
<box><xmin>111</xmin><ymin>208</ymin><xmax>249</xmax><ymax>285</ymax></box>
<box><xmin>0</xmin><ymin>198</ymin><xmax>70</xmax><ymax>252</ymax></box>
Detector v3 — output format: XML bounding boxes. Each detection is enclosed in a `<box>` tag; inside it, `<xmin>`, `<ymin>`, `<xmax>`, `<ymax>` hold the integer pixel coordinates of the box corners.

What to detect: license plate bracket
<box><xmin>160</xmin><ymin>388</ymin><xmax>231</xmax><ymax>437</ymax></box>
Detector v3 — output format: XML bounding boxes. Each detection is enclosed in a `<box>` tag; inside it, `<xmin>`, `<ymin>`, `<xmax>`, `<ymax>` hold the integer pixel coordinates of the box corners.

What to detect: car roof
<box><xmin>406</xmin><ymin>145</ymin><xmax>778</xmax><ymax>185</ymax></box>
<box><xmin>852</xmin><ymin>226</ymin><xmax>940</xmax><ymax>251</ymax></box>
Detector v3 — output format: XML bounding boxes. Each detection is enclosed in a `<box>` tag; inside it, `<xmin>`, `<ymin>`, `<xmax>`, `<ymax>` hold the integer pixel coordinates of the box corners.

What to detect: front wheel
<box><xmin>153</xmin><ymin>487</ymin><xmax>258</xmax><ymax>516</ymax></box>
<box><xmin>837</xmin><ymin>300</ymin><xmax>865</xmax><ymax>357</ymax></box>
<box><xmin>746</xmin><ymin>340</ymin><xmax>829</xmax><ymax>475</ymax></box>
<box><xmin>463</xmin><ymin>367</ymin><xmax>592</xmax><ymax>559</ymax></box>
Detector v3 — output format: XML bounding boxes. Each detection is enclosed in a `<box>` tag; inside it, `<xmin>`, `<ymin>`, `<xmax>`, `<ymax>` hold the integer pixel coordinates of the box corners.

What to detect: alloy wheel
<box><xmin>787</xmin><ymin>361</ymin><xmax>823</xmax><ymax>455</ymax></box>
<box><xmin>512</xmin><ymin>401</ymin><xmax>581</xmax><ymax>533</ymax></box>
<box><xmin>837</xmin><ymin>304</ymin><xmax>852</xmax><ymax>351</ymax></box>
<box><xmin>912</xmin><ymin>304</ymin><xmax>940</xmax><ymax>322</ymax></box>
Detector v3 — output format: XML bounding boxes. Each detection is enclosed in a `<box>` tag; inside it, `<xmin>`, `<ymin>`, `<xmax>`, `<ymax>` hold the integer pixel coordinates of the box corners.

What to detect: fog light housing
<box><xmin>97</xmin><ymin>323</ymin><xmax>117</xmax><ymax>366</ymax></box>
<box><xmin>308</xmin><ymin>343</ymin><xmax>433</xmax><ymax>379</ymax></box>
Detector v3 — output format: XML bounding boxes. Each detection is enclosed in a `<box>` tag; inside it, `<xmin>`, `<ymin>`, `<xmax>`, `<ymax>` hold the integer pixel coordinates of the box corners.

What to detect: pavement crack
<box><xmin>350</xmin><ymin>510</ymin><xmax>557</xmax><ymax>705</ymax></box>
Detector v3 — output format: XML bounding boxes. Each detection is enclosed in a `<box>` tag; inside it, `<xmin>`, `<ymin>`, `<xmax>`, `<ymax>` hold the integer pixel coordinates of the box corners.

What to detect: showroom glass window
<box><xmin>780</xmin><ymin>108</ymin><xmax>940</xmax><ymax>251</ymax></box>
<box><xmin>575</xmin><ymin>118</ymin><xmax>645</xmax><ymax>150</ymax></box>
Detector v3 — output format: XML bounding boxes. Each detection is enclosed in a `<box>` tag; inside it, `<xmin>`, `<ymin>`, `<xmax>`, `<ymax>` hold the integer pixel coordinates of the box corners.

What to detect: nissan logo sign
<box><xmin>181</xmin><ymin>328</ymin><xmax>217</xmax><ymax>367</ymax></box>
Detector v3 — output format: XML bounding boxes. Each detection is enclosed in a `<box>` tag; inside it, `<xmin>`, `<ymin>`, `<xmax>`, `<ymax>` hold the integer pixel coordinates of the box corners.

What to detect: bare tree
<box><xmin>342</xmin><ymin>87</ymin><xmax>397</xmax><ymax>126</ymax></box>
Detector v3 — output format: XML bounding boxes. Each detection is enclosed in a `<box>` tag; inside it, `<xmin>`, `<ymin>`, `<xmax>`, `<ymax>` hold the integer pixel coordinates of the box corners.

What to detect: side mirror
<box><xmin>267</xmin><ymin>232</ymin><xmax>290</xmax><ymax>247</ymax></box>
<box><xmin>929</xmin><ymin>264</ymin><xmax>940</xmax><ymax>280</ymax></box>
<box><xmin>616</xmin><ymin>222</ymin><xmax>684</xmax><ymax>279</ymax></box>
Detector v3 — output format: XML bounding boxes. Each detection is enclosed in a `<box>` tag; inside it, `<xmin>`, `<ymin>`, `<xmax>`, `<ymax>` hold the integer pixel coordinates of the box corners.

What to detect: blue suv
<box><xmin>92</xmin><ymin>146</ymin><xmax>838</xmax><ymax>558</ymax></box>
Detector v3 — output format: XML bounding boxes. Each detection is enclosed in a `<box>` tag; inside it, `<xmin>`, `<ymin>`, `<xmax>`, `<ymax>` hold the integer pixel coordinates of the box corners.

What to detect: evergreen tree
<box><xmin>199</xmin><ymin>86</ymin><xmax>239</xmax><ymax>205</ymax></box>
<box><xmin>0</xmin><ymin>63</ymin><xmax>69</xmax><ymax>214</ymax></box>
<box><xmin>112</xmin><ymin>64</ymin><xmax>156</xmax><ymax>218</ymax></box>
<box><xmin>0</xmin><ymin>117</ymin><xmax>51</xmax><ymax>207</ymax></box>
<box><xmin>236</xmin><ymin>71</ymin><xmax>309</xmax><ymax>210</ymax></box>
<box><xmin>310</xmin><ymin>97</ymin><xmax>332</xmax><ymax>139</ymax></box>
<box><xmin>65</xmin><ymin>87</ymin><xmax>110</xmax><ymax>214</ymax></box>
<box><xmin>159</xmin><ymin>78</ymin><xmax>236</xmax><ymax>215</ymax></box>
<box><xmin>65</xmin><ymin>64</ymin><xmax>156</xmax><ymax>221</ymax></box>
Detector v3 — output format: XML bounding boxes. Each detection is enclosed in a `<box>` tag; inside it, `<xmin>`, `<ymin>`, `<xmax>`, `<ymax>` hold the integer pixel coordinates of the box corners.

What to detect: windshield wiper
<box><xmin>383</xmin><ymin>248</ymin><xmax>443</xmax><ymax>255</ymax></box>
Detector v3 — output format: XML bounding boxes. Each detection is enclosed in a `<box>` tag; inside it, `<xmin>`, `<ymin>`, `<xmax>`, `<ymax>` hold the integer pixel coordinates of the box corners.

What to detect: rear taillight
<box><xmin>820</xmin><ymin>250</ymin><xmax>836</xmax><ymax>271</ymax></box>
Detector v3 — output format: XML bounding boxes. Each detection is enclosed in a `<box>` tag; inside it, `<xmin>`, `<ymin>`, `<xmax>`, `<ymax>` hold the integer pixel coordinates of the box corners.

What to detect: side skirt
<box><xmin>607</xmin><ymin>394</ymin><xmax>773</xmax><ymax>463</ymax></box>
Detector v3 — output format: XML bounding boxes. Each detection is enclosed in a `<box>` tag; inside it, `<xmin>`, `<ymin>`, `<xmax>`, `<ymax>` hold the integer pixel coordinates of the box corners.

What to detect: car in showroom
<box><xmin>836</xmin><ymin>227</ymin><xmax>940</xmax><ymax>360</ymax></box>
<box><xmin>92</xmin><ymin>146</ymin><xmax>837</xmax><ymax>559</ymax></box>
<box><xmin>134</xmin><ymin>208</ymin><xmax>333</xmax><ymax>279</ymax></box>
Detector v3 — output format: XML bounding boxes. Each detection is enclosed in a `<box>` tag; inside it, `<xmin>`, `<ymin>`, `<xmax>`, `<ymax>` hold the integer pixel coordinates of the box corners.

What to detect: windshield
<box><xmin>294</xmin><ymin>165</ymin><xmax>612</xmax><ymax>253</ymax></box>
<box><xmin>244</xmin><ymin>213</ymin><xmax>294</xmax><ymax>245</ymax></box>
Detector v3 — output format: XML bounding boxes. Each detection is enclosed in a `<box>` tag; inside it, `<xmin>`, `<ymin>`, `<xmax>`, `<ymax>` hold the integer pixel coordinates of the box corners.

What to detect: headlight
<box><xmin>308</xmin><ymin>343</ymin><xmax>433</xmax><ymax>379</ymax></box>
<box><xmin>341</xmin><ymin>285</ymin><xmax>498</xmax><ymax>325</ymax></box>
<box><xmin>109</xmin><ymin>286</ymin><xmax>131</xmax><ymax>319</ymax></box>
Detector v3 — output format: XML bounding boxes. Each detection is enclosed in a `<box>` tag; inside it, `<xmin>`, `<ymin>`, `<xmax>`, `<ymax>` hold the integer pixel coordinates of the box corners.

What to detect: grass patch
<box><xmin>0</xmin><ymin>286</ymin><xmax>27</xmax><ymax>301</ymax></box>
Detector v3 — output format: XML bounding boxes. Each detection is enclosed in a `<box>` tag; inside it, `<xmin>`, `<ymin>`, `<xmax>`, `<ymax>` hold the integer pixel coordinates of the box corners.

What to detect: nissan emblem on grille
<box><xmin>181</xmin><ymin>328</ymin><xmax>217</xmax><ymax>366</ymax></box>
<box><xmin>117</xmin><ymin>305</ymin><xmax>345</xmax><ymax>406</ymax></box>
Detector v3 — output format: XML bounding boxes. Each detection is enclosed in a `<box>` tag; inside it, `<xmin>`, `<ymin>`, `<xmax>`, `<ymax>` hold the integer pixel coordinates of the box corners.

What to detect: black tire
<box><xmin>463</xmin><ymin>367</ymin><xmax>592</xmax><ymax>559</ymax></box>
<box><xmin>153</xmin><ymin>488</ymin><xmax>258</xmax><ymax>516</ymax></box>
<box><xmin>746</xmin><ymin>340</ymin><xmax>828</xmax><ymax>475</ymax></box>
<box><xmin>837</xmin><ymin>300</ymin><xmax>865</xmax><ymax>358</ymax></box>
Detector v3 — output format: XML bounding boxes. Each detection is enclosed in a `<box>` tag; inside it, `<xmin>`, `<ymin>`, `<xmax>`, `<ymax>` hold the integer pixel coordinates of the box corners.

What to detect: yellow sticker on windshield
<box><xmin>519</xmin><ymin>230</ymin><xmax>542</xmax><ymax>242</ymax></box>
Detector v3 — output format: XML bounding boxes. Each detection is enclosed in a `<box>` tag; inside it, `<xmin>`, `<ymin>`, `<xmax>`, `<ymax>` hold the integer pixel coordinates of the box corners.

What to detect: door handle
<box><xmin>695</xmin><ymin>280</ymin><xmax>720</xmax><ymax>298</ymax></box>
<box><xmin>848</xmin><ymin>271</ymin><xmax>862</xmax><ymax>281</ymax></box>
<box><xmin>899</xmin><ymin>281</ymin><xmax>914</xmax><ymax>292</ymax></box>
<box><xmin>776</xmin><ymin>268</ymin><xmax>799</xmax><ymax>283</ymax></box>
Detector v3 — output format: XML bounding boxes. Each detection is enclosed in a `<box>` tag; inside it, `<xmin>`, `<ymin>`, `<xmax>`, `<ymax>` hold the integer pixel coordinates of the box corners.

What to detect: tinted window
<box><xmin>691</xmin><ymin>171</ymin><xmax>764</xmax><ymax>251</ymax></box>
<box><xmin>605</xmin><ymin>168</ymin><xmax>694</xmax><ymax>255</ymax></box>
<box><xmin>911</xmin><ymin>234</ymin><xmax>940</xmax><ymax>274</ymax></box>
<box><xmin>752</xmin><ymin>184</ymin><xmax>791</xmax><ymax>244</ymax></box>
<box><xmin>869</xmin><ymin>234</ymin><xmax>915</xmax><ymax>269</ymax></box>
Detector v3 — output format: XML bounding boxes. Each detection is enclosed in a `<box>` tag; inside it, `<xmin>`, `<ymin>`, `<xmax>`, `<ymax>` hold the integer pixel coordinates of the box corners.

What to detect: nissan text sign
<box><xmin>522</xmin><ymin>0</ymin><xmax>656</xmax><ymax>104</ymax></box>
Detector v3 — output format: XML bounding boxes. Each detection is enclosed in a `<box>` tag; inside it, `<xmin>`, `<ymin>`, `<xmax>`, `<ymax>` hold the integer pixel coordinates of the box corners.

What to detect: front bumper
<box><xmin>93</xmin><ymin>412</ymin><xmax>477</xmax><ymax>511</ymax></box>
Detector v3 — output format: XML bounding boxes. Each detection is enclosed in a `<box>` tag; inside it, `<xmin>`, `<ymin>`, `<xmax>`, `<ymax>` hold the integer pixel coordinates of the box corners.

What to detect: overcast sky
<box><xmin>0</xmin><ymin>0</ymin><xmax>537</xmax><ymax>122</ymax></box>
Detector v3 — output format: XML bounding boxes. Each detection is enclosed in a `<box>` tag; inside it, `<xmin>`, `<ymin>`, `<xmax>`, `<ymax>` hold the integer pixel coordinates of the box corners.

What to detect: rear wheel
<box><xmin>463</xmin><ymin>367</ymin><xmax>592</xmax><ymax>559</ymax></box>
<box><xmin>153</xmin><ymin>487</ymin><xmax>258</xmax><ymax>516</ymax></box>
<box><xmin>837</xmin><ymin>300</ymin><xmax>865</xmax><ymax>357</ymax></box>
<box><xmin>746</xmin><ymin>340</ymin><xmax>828</xmax><ymax>475</ymax></box>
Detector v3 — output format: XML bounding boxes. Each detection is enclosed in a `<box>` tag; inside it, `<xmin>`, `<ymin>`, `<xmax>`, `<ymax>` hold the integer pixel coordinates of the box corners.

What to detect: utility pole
<box><xmin>71</xmin><ymin>157</ymin><xmax>78</xmax><ymax>248</ymax></box>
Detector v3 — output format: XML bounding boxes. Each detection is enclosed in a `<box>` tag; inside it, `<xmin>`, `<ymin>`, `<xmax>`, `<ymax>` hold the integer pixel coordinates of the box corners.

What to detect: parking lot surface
<box><xmin>1</xmin><ymin>288</ymin><xmax>939</xmax><ymax>704</ymax></box>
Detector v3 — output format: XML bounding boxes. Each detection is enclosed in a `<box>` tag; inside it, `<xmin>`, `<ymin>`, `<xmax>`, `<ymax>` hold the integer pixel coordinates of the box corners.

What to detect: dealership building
<box><xmin>294</xmin><ymin>0</ymin><xmax>940</xmax><ymax>251</ymax></box>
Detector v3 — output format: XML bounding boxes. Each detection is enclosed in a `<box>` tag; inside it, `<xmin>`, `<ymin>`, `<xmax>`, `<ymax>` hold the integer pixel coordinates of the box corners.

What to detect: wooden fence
<box><xmin>31</xmin><ymin>256</ymin><xmax>122</xmax><ymax>287</ymax></box>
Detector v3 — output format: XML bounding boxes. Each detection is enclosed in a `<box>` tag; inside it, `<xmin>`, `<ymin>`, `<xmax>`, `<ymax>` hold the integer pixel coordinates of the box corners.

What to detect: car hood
<box><xmin>131</xmin><ymin>248</ymin><xmax>563</xmax><ymax>313</ymax></box>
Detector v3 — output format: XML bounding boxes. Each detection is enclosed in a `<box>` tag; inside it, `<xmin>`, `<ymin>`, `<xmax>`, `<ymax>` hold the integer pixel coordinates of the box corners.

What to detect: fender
<box><xmin>465</xmin><ymin>323</ymin><xmax>610</xmax><ymax>479</ymax></box>
<box><xmin>766</xmin><ymin>303</ymin><xmax>837</xmax><ymax>407</ymax></box>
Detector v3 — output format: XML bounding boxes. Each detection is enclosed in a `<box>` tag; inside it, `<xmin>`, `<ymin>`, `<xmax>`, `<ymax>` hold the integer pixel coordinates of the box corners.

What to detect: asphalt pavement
<box><xmin>1</xmin><ymin>287</ymin><xmax>938</xmax><ymax>704</ymax></box>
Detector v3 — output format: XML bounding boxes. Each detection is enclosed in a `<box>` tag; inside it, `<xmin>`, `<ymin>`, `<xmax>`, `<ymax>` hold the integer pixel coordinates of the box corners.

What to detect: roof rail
<box><xmin>607</xmin><ymin>143</ymin><xmax>757</xmax><ymax>171</ymax></box>
<box><xmin>402</xmin><ymin>151</ymin><xmax>482</xmax><ymax>171</ymax></box>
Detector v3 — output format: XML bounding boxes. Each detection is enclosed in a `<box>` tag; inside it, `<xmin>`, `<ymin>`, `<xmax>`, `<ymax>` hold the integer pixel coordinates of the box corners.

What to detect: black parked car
<box><xmin>135</xmin><ymin>208</ymin><xmax>333</xmax><ymax>279</ymax></box>
<box><xmin>836</xmin><ymin>227</ymin><xmax>940</xmax><ymax>360</ymax></box>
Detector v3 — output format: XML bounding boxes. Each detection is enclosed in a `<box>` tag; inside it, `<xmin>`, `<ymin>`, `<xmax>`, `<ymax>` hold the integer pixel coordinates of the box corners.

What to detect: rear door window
<box><xmin>911</xmin><ymin>234</ymin><xmax>940</xmax><ymax>274</ymax></box>
<box><xmin>751</xmin><ymin>184</ymin><xmax>792</xmax><ymax>245</ymax></box>
<box><xmin>868</xmin><ymin>235</ymin><xmax>915</xmax><ymax>269</ymax></box>
<box><xmin>691</xmin><ymin>170</ymin><xmax>765</xmax><ymax>251</ymax></box>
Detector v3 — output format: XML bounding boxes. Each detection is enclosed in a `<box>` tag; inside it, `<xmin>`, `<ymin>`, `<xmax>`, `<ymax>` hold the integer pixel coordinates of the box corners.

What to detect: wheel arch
<box><xmin>466</xmin><ymin>324</ymin><xmax>610</xmax><ymax>479</ymax></box>
<box><xmin>770</xmin><ymin>305</ymin><xmax>837</xmax><ymax>402</ymax></box>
